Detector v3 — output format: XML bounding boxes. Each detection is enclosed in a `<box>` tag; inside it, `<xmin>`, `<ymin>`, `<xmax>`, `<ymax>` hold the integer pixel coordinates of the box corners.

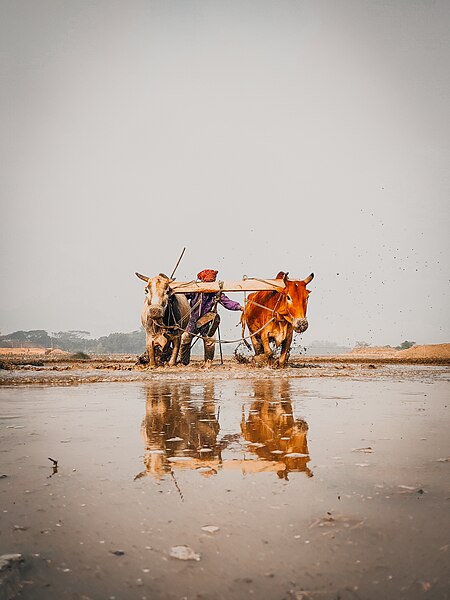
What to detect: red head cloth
<box><xmin>197</xmin><ymin>269</ymin><xmax>218</xmax><ymax>282</ymax></box>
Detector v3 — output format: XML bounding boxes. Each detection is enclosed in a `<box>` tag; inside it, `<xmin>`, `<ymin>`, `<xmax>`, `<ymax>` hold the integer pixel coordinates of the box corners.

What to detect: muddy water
<box><xmin>0</xmin><ymin>373</ymin><xmax>449</xmax><ymax>600</ymax></box>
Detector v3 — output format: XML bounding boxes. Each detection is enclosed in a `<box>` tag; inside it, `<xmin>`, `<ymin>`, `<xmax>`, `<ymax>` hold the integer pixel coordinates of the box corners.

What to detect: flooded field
<box><xmin>1</xmin><ymin>368</ymin><xmax>449</xmax><ymax>599</ymax></box>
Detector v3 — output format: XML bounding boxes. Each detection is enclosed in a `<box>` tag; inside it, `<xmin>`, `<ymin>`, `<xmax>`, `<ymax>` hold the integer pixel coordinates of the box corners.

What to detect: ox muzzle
<box><xmin>147</xmin><ymin>305</ymin><xmax>165</xmax><ymax>319</ymax></box>
<box><xmin>293</xmin><ymin>318</ymin><xmax>308</xmax><ymax>333</ymax></box>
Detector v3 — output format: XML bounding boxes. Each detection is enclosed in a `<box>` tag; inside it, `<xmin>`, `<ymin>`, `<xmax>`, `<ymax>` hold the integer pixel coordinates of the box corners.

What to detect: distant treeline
<box><xmin>0</xmin><ymin>329</ymin><xmax>146</xmax><ymax>354</ymax></box>
<box><xmin>1</xmin><ymin>330</ymin><xmax>411</xmax><ymax>356</ymax></box>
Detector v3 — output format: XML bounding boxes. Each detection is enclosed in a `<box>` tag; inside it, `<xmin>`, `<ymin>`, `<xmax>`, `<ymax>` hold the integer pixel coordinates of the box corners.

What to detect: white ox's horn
<box><xmin>303</xmin><ymin>273</ymin><xmax>314</xmax><ymax>284</ymax></box>
<box><xmin>135</xmin><ymin>272</ymin><xmax>149</xmax><ymax>282</ymax></box>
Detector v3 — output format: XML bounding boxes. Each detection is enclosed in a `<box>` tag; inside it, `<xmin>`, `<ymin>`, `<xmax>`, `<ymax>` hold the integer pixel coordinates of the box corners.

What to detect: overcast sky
<box><xmin>1</xmin><ymin>0</ymin><xmax>449</xmax><ymax>347</ymax></box>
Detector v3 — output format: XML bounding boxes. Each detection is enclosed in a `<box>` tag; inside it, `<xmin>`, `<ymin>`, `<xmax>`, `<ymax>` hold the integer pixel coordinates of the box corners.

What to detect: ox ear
<box><xmin>303</xmin><ymin>273</ymin><xmax>314</xmax><ymax>285</ymax></box>
<box><xmin>159</xmin><ymin>273</ymin><xmax>175</xmax><ymax>284</ymax></box>
<box><xmin>135</xmin><ymin>272</ymin><xmax>149</xmax><ymax>283</ymax></box>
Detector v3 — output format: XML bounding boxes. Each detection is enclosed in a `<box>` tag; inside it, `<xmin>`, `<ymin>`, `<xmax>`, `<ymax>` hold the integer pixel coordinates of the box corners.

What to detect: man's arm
<box><xmin>219</xmin><ymin>293</ymin><xmax>243</xmax><ymax>311</ymax></box>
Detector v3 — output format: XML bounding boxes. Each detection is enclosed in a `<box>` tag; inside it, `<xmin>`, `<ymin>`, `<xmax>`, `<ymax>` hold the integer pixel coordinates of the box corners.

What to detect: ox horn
<box><xmin>135</xmin><ymin>272</ymin><xmax>149</xmax><ymax>282</ymax></box>
<box><xmin>303</xmin><ymin>273</ymin><xmax>314</xmax><ymax>284</ymax></box>
<box><xmin>275</xmin><ymin>271</ymin><xmax>289</xmax><ymax>281</ymax></box>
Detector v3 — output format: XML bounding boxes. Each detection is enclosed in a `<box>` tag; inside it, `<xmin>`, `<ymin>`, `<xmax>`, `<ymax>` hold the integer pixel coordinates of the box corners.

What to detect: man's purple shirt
<box><xmin>185</xmin><ymin>292</ymin><xmax>241</xmax><ymax>332</ymax></box>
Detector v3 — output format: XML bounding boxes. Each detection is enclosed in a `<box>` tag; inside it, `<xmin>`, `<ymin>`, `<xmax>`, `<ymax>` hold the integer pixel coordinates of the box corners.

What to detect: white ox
<box><xmin>135</xmin><ymin>272</ymin><xmax>190</xmax><ymax>367</ymax></box>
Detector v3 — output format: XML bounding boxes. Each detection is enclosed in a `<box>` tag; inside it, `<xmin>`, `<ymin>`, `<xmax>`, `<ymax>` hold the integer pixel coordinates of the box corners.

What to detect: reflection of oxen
<box><xmin>242</xmin><ymin>271</ymin><xmax>314</xmax><ymax>367</ymax></box>
<box><xmin>241</xmin><ymin>379</ymin><xmax>312</xmax><ymax>479</ymax></box>
<box><xmin>135</xmin><ymin>272</ymin><xmax>190</xmax><ymax>367</ymax></box>
<box><xmin>135</xmin><ymin>382</ymin><xmax>222</xmax><ymax>480</ymax></box>
<box><xmin>135</xmin><ymin>380</ymin><xmax>312</xmax><ymax>482</ymax></box>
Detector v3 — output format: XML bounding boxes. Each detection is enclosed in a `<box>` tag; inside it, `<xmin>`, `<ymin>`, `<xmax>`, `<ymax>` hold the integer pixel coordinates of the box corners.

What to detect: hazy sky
<box><xmin>1</xmin><ymin>0</ymin><xmax>449</xmax><ymax>347</ymax></box>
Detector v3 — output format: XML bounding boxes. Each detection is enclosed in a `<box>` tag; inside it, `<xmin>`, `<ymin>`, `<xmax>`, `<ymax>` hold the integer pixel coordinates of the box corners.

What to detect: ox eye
<box><xmin>287</xmin><ymin>295</ymin><xmax>292</xmax><ymax>302</ymax></box>
<box><xmin>144</xmin><ymin>287</ymin><xmax>149</xmax><ymax>294</ymax></box>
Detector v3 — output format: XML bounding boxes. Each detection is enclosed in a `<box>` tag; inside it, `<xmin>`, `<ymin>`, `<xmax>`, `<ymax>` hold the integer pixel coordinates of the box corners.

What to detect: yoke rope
<box><xmin>157</xmin><ymin>308</ymin><xmax>276</xmax><ymax>345</ymax></box>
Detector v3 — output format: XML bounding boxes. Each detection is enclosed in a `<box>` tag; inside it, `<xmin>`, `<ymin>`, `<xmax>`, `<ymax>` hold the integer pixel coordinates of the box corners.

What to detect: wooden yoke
<box><xmin>169</xmin><ymin>279</ymin><xmax>286</xmax><ymax>294</ymax></box>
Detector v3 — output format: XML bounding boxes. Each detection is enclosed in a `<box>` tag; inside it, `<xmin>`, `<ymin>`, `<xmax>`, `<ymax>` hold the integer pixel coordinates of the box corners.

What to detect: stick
<box><xmin>170</xmin><ymin>247</ymin><xmax>186</xmax><ymax>279</ymax></box>
<box><xmin>218</xmin><ymin>324</ymin><xmax>223</xmax><ymax>365</ymax></box>
<box><xmin>170</xmin><ymin>470</ymin><xmax>184</xmax><ymax>502</ymax></box>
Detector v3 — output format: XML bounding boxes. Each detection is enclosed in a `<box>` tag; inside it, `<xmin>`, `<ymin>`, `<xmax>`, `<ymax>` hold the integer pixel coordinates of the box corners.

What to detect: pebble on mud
<box><xmin>201</xmin><ymin>525</ymin><xmax>220</xmax><ymax>533</ymax></box>
<box><xmin>169</xmin><ymin>546</ymin><xmax>201</xmax><ymax>561</ymax></box>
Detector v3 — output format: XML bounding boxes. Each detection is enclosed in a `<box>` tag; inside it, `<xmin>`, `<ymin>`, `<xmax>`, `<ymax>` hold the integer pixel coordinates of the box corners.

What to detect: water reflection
<box><xmin>241</xmin><ymin>380</ymin><xmax>312</xmax><ymax>479</ymax></box>
<box><xmin>135</xmin><ymin>382</ymin><xmax>221</xmax><ymax>480</ymax></box>
<box><xmin>135</xmin><ymin>380</ymin><xmax>311</xmax><ymax>481</ymax></box>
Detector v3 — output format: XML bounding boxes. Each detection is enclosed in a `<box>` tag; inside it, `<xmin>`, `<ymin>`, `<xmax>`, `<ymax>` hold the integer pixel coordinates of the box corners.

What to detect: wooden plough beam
<box><xmin>169</xmin><ymin>279</ymin><xmax>285</xmax><ymax>294</ymax></box>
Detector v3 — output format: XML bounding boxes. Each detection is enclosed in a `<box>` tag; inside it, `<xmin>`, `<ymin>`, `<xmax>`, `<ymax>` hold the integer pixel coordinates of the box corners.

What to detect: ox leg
<box><xmin>146</xmin><ymin>338</ymin><xmax>157</xmax><ymax>368</ymax></box>
<box><xmin>260</xmin><ymin>331</ymin><xmax>275</xmax><ymax>365</ymax></box>
<box><xmin>279</xmin><ymin>329</ymin><xmax>293</xmax><ymax>368</ymax></box>
<box><xmin>169</xmin><ymin>335</ymin><xmax>181</xmax><ymax>367</ymax></box>
<box><xmin>250</xmin><ymin>335</ymin><xmax>267</xmax><ymax>365</ymax></box>
<box><xmin>251</xmin><ymin>335</ymin><xmax>264</xmax><ymax>356</ymax></box>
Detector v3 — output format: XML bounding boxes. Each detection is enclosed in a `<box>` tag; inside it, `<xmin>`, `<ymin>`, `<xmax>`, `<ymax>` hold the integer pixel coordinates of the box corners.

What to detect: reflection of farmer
<box><xmin>180</xmin><ymin>269</ymin><xmax>243</xmax><ymax>366</ymax></box>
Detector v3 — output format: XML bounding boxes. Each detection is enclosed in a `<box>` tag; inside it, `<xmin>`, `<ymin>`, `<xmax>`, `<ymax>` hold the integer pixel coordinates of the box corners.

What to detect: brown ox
<box><xmin>242</xmin><ymin>271</ymin><xmax>314</xmax><ymax>367</ymax></box>
<box><xmin>135</xmin><ymin>272</ymin><xmax>190</xmax><ymax>367</ymax></box>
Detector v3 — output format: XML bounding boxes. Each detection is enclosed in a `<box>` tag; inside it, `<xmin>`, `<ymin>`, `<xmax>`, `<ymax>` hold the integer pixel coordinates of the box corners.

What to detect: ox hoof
<box><xmin>253</xmin><ymin>354</ymin><xmax>269</xmax><ymax>367</ymax></box>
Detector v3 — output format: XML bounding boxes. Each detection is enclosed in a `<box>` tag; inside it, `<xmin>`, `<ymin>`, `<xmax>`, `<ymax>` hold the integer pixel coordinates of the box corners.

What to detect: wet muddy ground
<box><xmin>1</xmin><ymin>355</ymin><xmax>449</xmax><ymax>386</ymax></box>
<box><xmin>1</xmin><ymin>367</ymin><xmax>449</xmax><ymax>599</ymax></box>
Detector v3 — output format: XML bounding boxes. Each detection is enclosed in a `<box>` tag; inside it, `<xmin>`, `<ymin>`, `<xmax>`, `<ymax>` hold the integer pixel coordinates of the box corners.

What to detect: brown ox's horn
<box><xmin>135</xmin><ymin>272</ymin><xmax>149</xmax><ymax>282</ymax></box>
<box><xmin>303</xmin><ymin>273</ymin><xmax>314</xmax><ymax>284</ymax></box>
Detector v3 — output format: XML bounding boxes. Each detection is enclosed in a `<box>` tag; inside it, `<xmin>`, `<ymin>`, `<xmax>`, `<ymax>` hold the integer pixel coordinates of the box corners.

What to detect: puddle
<box><xmin>0</xmin><ymin>377</ymin><xmax>449</xmax><ymax>599</ymax></box>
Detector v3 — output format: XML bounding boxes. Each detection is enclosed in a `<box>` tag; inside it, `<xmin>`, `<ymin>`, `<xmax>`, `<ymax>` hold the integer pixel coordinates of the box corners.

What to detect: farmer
<box><xmin>179</xmin><ymin>269</ymin><xmax>243</xmax><ymax>366</ymax></box>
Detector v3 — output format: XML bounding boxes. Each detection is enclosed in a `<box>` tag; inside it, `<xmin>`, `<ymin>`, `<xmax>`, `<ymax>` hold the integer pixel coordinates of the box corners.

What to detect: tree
<box><xmin>396</xmin><ymin>340</ymin><xmax>415</xmax><ymax>351</ymax></box>
<box><xmin>0</xmin><ymin>329</ymin><xmax>51</xmax><ymax>348</ymax></box>
<box><xmin>96</xmin><ymin>329</ymin><xmax>145</xmax><ymax>353</ymax></box>
<box><xmin>1</xmin><ymin>327</ymin><xmax>146</xmax><ymax>354</ymax></box>
<box><xmin>51</xmin><ymin>331</ymin><xmax>92</xmax><ymax>352</ymax></box>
